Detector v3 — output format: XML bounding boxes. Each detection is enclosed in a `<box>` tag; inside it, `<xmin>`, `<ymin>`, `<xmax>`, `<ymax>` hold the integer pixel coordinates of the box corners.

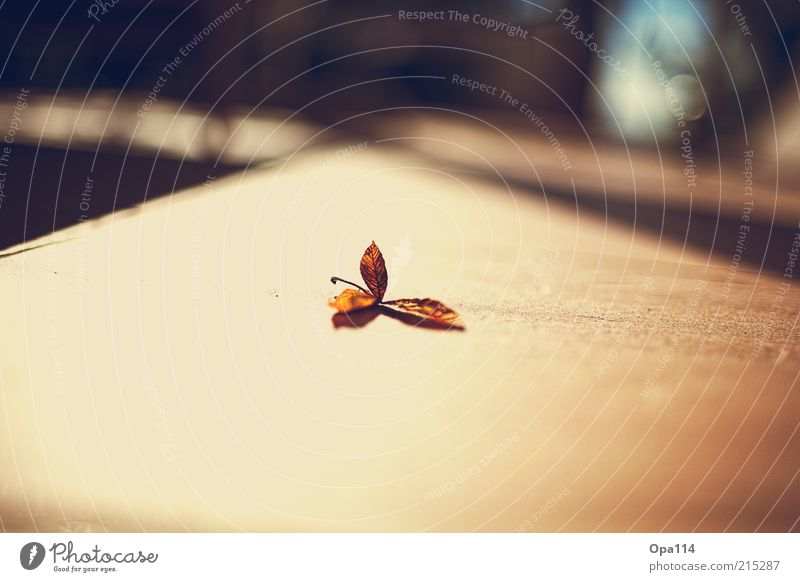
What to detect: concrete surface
<box><xmin>1</xmin><ymin>133</ymin><xmax>798</xmax><ymax>532</ymax></box>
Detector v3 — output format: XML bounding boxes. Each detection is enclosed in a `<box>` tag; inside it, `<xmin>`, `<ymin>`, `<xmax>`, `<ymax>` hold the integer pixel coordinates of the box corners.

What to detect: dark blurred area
<box><xmin>2</xmin><ymin>1</ymin><xmax>798</xmax><ymax>125</ymax></box>
<box><xmin>2</xmin><ymin>0</ymin><xmax>800</xmax><ymax>267</ymax></box>
<box><xmin>0</xmin><ymin>0</ymin><xmax>578</xmax><ymax>113</ymax></box>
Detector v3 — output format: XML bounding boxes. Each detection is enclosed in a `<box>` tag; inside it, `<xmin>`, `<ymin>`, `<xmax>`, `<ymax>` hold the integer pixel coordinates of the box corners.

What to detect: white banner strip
<box><xmin>1</xmin><ymin>533</ymin><xmax>797</xmax><ymax>581</ymax></box>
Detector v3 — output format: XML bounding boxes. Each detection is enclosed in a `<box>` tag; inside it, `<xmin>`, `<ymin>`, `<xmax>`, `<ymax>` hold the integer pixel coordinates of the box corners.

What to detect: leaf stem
<box><xmin>330</xmin><ymin>276</ymin><xmax>372</xmax><ymax>296</ymax></box>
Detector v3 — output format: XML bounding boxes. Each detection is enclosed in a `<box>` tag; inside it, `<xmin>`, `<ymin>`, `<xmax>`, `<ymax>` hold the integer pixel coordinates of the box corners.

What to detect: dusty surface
<box><xmin>1</xmin><ymin>137</ymin><xmax>799</xmax><ymax>532</ymax></box>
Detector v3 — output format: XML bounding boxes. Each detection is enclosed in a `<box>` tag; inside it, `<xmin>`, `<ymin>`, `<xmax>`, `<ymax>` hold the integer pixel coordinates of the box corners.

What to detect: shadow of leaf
<box><xmin>379</xmin><ymin>305</ymin><xmax>465</xmax><ymax>331</ymax></box>
<box><xmin>331</xmin><ymin>305</ymin><xmax>465</xmax><ymax>332</ymax></box>
<box><xmin>331</xmin><ymin>306</ymin><xmax>381</xmax><ymax>329</ymax></box>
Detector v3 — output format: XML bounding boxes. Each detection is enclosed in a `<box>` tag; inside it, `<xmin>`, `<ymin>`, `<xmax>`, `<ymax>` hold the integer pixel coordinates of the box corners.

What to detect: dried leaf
<box><xmin>329</xmin><ymin>240</ymin><xmax>464</xmax><ymax>331</ymax></box>
<box><xmin>379</xmin><ymin>305</ymin><xmax>464</xmax><ymax>331</ymax></box>
<box><xmin>329</xmin><ymin>288</ymin><xmax>377</xmax><ymax>313</ymax></box>
<box><xmin>359</xmin><ymin>241</ymin><xmax>388</xmax><ymax>301</ymax></box>
<box><xmin>383</xmin><ymin>298</ymin><xmax>463</xmax><ymax>328</ymax></box>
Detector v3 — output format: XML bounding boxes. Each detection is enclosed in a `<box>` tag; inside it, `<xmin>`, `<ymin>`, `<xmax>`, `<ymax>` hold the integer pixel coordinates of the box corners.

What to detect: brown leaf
<box><xmin>330</xmin><ymin>240</ymin><xmax>464</xmax><ymax>331</ymax></box>
<box><xmin>383</xmin><ymin>298</ymin><xmax>463</xmax><ymax>328</ymax></box>
<box><xmin>379</xmin><ymin>305</ymin><xmax>464</xmax><ymax>331</ymax></box>
<box><xmin>359</xmin><ymin>241</ymin><xmax>388</xmax><ymax>301</ymax></box>
<box><xmin>329</xmin><ymin>288</ymin><xmax>377</xmax><ymax>313</ymax></box>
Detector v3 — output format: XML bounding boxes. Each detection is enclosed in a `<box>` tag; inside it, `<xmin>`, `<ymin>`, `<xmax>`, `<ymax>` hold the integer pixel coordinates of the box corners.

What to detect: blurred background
<box><xmin>1</xmin><ymin>0</ymin><xmax>800</xmax><ymax>262</ymax></box>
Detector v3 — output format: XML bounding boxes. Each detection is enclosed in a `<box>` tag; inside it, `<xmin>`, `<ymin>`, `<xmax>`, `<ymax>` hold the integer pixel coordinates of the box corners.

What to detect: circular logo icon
<box><xmin>20</xmin><ymin>542</ymin><xmax>45</xmax><ymax>570</ymax></box>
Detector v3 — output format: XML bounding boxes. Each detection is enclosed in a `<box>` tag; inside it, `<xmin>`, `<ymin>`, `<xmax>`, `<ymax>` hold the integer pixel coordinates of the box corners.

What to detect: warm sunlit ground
<box><xmin>1</xmin><ymin>106</ymin><xmax>798</xmax><ymax>532</ymax></box>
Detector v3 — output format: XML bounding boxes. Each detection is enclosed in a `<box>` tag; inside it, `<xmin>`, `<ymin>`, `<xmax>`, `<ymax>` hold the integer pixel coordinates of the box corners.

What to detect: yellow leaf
<box><xmin>329</xmin><ymin>288</ymin><xmax>377</xmax><ymax>313</ymax></box>
<box><xmin>359</xmin><ymin>241</ymin><xmax>388</xmax><ymax>301</ymax></box>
